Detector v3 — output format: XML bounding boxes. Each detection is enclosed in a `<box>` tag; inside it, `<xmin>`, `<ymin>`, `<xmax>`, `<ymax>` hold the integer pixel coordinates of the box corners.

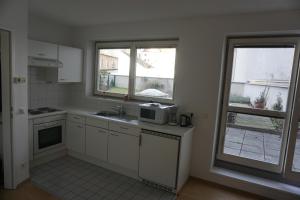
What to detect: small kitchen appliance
<box><xmin>168</xmin><ymin>105</ymin><xmax>178</xmax><ymax>126</ymax></box>
<box><xmin>138</xmin><ymin>103</ymin><xmax>170</xmax><ymax>124</ymax></box>
<box><xmin>179</xmin><ymin>113</ymin><xmax>193</xmax><ymax>127</ymax></box>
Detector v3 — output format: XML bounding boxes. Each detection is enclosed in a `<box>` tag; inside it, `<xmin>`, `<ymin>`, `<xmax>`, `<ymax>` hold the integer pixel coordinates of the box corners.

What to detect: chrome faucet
<box><xmin>111</xmin><ymin>105</ymin><xmax>125</xmax><ymax>116</ymax></box>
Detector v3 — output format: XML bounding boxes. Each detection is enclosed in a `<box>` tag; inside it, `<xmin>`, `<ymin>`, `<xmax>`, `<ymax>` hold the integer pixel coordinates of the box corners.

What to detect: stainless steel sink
<box><xmin>94</xmin><ymin>111</ymin><xmax>138</xmax><ymax>123</ymax></box>
<box><xmin>94</xmin><ymin>111</ymin><xmax>119</xmax><ymax>117</ymax></box>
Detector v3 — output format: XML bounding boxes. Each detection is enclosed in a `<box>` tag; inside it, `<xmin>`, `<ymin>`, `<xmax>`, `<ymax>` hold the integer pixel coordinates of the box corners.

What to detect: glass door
<box><xmin>217</xmin><ymin>37</ymin><xmax>300</xmax><ymax>173</ymax></box>
<box><xmin>285</xmin><ymin>74</ymin><xmax>300</xmax><ymax>182</ymax></box>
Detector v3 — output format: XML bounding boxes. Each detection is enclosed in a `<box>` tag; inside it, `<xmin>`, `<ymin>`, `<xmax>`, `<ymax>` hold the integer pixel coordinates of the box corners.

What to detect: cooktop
<box><xmin>28</xmin><ymin>107</ymin><xmax>61</xmax><ymax>115</ymax></box>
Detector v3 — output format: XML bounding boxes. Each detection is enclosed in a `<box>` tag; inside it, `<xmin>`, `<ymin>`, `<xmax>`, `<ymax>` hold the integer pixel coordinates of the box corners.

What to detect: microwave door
<box><xmin>140</xmin><ymin>108</ymin><xmax>156</xmax><ymax>121</ymax></box>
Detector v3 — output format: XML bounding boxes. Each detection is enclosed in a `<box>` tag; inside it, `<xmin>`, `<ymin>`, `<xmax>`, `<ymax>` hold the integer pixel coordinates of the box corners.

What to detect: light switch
<box><xmin>13</xmin><ymin>77</ymin><xmax>26</xmax><ymax>84</ymax></box>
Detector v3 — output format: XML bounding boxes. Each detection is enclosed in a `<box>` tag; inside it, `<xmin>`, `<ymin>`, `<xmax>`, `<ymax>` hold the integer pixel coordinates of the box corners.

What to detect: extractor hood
<box><xmin>28</xmin><ymin>56</ymin><xmax>63</xmax><ymax>68</ymax></box>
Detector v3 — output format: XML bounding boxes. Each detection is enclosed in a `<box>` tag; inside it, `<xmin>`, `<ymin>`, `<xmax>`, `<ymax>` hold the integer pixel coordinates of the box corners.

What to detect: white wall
<box><xmin>28</xmin><ymin>14</ymin><xmax>74</xmax><ymax>45</ymax></box>
<box><xmin>0</xmin><ymin>0</ymin><xmax>29</xmax><ymax>187</ymax></box>
<box><xmin>65</xmin><ymin>10</ymin><xmax>300</xmax><ymax>199</ymax></box>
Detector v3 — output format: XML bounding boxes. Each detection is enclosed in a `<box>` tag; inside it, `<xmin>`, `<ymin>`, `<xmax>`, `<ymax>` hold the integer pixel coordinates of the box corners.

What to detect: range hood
<box><xmin>28</xmin><ymin>56</ymin><xmax>63</xmax><ymax>68</ymax></box>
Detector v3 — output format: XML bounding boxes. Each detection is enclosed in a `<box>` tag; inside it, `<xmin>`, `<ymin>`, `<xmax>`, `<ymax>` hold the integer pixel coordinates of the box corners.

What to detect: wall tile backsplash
<box><xmin>29</xmin><ymin>67</ymin><xmax>68</xmax><ymax>108</ymax></box>
<box><xmin>29</xmin><ymin>67</ymin><xmax>140</xmax><ymax>115</ymax></box>
<box><xmin>65</xmin><ymin>84</ymin><xmax>140</xmax><ymax>116</ymax></box>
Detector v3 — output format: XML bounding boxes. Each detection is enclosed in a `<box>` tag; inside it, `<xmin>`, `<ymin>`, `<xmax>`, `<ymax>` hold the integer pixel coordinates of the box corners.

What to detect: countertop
<box><xmin>28</xmin><ymin>107</ymin><xmax>194</xmax><ymax>137</ymax></box>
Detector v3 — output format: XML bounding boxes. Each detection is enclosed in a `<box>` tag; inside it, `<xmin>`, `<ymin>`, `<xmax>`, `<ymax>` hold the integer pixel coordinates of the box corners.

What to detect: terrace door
<box><xmin>285</xmin><ymin>72</ymin><xmax>300</xmax><ymax>182</ymax></box>
<box><xmin>217</xmin><ymin>37</ymin><xmax>300</xmax><ymax>173</ymax></box>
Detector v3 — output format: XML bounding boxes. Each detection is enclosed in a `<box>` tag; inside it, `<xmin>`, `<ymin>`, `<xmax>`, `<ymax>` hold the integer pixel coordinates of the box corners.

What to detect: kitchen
<box><xmin>2</xmin><ymin>1</ymin><xmax>300</xmax><ymax>200</ymax></box>
<box><xmin>26</xmin><ymin>36</ymin><xmax>194</xmax><ymax>199</ymax></box>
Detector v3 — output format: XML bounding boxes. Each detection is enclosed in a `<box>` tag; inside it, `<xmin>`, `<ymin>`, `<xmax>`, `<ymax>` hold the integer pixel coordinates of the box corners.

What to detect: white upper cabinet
<box><xmin>58</xmin><ymin>45</ymin><xmax>83</xmax><ymax>83</ymax></box>
<box><xmin>28</xmin><ymin>40</ymin><xmax>58</xmax><ymax>60</ymax></box>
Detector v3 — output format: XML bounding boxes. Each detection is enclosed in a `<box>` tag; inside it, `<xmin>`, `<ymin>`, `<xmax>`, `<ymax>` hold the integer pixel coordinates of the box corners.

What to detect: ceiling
<box><xmin>29</xmin><ymin>0</ymin><xmax>300</xmax><ymax>27</ymax></box>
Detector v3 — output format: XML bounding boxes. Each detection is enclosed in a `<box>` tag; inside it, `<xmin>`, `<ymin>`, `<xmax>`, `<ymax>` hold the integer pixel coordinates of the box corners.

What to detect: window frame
<box><xmin>216</xmin><ymin>36</ymin><xmax>300</xmax><ymax>173</ymax></box>
<box><xmin>94</xmin><ymin>41</ymin><xmax>133</xmax><ymax>98</ymax></box>
<box><xmin>94</xmin><ymin>40</ymin><xmax>178</xmax><ymax>103</ymax></box>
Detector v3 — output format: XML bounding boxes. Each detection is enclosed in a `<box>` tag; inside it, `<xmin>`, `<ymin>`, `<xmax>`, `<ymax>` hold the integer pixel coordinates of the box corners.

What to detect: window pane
<box><xmin>229</xmin><ymin>47</ymin><xmax>295</xmax><ymax>112</ymax></box>
<box><xmin>292</xmin><ymin>122</ymin><xmax>300</xmax><ymax>172</ymax></box>
<box><xmin>224</xmin><ymin>112</ymin><xmax>283</xmax><ymax>164</ymax></box>
<box><xmin>135</xmin><ymin>48</ymin><xmax>176</xmax><ymax>99</ymax></box>
<box><xmin>97</xmin><ymin>49</ymin><xmax>130</xmax><ymax>95</ymax></box>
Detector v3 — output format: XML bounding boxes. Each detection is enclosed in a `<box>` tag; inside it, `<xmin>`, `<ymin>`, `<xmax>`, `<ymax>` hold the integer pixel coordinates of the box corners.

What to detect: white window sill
<box><xmin>86</xmin><ymin>95</ymin><xmax>146</xmax><ymax>106</ymax></box>
<box><xmin>87</xmin><ymin>95</ymin><xmax>174</xmax><ymax>106</ymax></box>
<box><xmin>210</xmin><ymin>167</ymin><xmax>300</xmax><ymax>199</ymax></box>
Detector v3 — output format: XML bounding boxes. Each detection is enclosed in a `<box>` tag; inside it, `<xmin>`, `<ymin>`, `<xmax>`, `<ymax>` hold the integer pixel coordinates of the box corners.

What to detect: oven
<box><xmin>33</xmin><ymin>119</ymin><xmax>66</xmax><ymax>154</ymax></box>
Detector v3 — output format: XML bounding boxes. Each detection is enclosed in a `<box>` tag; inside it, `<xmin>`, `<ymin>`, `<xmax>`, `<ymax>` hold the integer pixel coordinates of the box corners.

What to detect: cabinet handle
<box><xmin>139</xmin><ymin>135</ymin><xmax>142</xmax><ymax>146</ymax></box>
<box><xmin>111</xmin><ymin>133</ymin><xmax>119</xmax><ymax>137</ymax></box>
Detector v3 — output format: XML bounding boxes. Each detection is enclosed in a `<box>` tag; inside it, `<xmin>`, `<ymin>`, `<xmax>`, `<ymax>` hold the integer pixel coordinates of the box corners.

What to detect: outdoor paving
<box><xmin>224</xmin><ymin>127</ymin><xmax>300</xmax><ymax>171</ymax></box>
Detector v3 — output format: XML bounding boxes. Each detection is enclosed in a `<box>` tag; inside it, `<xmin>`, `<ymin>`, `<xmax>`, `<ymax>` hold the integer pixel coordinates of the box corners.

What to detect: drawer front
<box><xmin>86</xmin><ymin>117</ymin><xmax>109</xmax><ymax>129</ymax></box>
<box><xmin>68</xmin><ymin>114</ymin><xmax>85</xmax><ymax>124</ymax></box>
<box><xmin>109</xmin><ymin>121</ymin><xmax>140</xmax><ymax>136</ymax></box>
<box><xmin>33</xmin><ymin>114</ymin><xmax>66</xmax><ymax>124</ymax></box>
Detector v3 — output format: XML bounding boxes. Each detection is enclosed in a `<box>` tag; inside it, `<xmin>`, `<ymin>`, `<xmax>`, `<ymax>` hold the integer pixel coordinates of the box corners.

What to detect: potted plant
<box><xmin>271</xmin><ymin>94</ymin><xmax>284</xmax><ymax>132</ymax></box>
<box><xmin>254</xmin><ymin>91</ymin><xmax>267</xmax><ymax>109</ymax></box>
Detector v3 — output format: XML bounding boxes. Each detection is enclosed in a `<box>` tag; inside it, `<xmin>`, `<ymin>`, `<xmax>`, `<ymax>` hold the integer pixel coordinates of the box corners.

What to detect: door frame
<box><xmin>0</xmin><ymin>29</ymin><xmax>14</xmax><ymax>189</ymax></box>
<box><xmin>285</xmin><ymin>63</ymin><xmax>300</xmax><ymax>182</ymax></box>
<box><xmin>216</xmin><ymin>36</ymin><xmax>300</xmax><ymax>173</ymax></box>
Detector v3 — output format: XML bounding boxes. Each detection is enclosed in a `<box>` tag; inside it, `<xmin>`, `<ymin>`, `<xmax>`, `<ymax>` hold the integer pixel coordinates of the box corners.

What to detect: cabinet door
<box><xmin>29</xmin><ymin>40</ymin><xmax>58</xmax><ymax>59</ymax></box>
<box><xmin>58</xmin><ymin>45</ymin><xmax>82</xmax><ymax>82</ymax></box>
<box><xmin>86</xmin><ymin>125</ymin><xmax>109</xmax><ymax>161</ymax></box>
<box><xmin>139</xmin><ymin>131</ymin><xmax>179</xmax><ymax>188</ymax></box>
<box><xmin>66</xmin><ymin>121</ymin><xmax>85</xmax><ymax>153</ymax></box>
<box><xmin>108</xmin><ymin>131</ymin><xmax>139</xmax><ymax>171</ymax></box>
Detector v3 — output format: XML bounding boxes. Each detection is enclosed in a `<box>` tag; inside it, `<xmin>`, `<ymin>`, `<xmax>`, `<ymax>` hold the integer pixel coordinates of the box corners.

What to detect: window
<box><xmin>95</xmin><ymin>40</ymin><xmax>177</xmax><ymax>101</ymax></box>
<box><xmin>216</xmin><ymin>36</ymin><xmax>300</xmax><ymax>176</ymax></box>
<box><xmin>97</xmin><ymin>48</ymin><xmax>130</xmax><ymax>95</ymax></box>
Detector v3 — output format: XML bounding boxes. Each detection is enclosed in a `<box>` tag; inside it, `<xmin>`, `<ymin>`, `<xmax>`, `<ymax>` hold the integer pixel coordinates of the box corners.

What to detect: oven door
<box><xmin>33</xmin><ymin>120</ymin><xmax>66</xmax><ymax>154</ymax></box>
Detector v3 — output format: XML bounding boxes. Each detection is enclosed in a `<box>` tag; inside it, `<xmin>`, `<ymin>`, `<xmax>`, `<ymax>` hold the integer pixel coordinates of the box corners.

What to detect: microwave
<box><xmin>138</xmin><ymin>103</ymin><xmax>170</xmax><ymax>124</ymax></box>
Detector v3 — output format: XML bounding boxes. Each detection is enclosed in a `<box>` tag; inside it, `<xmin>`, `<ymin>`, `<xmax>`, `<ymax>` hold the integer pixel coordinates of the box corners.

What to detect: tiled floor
<box><xmin>31</xmin><ymin>156</ymin><xmax>176</xmax><ymax>200</ymax></box>
<box><xmin>224</xmin><ymin>127</ymin><xmax>300</xmax><ymax>171</ymax></box>
<box><xmin>0</xmin><ymin>178</ymin><xmax>264</xmax><ymax>200</ymax></box>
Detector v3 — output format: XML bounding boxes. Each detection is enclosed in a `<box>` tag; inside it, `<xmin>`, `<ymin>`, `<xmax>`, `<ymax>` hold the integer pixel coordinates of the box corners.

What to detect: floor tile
<box><xmin>31</xmin><ymin>156</ymin><xmax>175</xmax><ymax>200</ymax></box>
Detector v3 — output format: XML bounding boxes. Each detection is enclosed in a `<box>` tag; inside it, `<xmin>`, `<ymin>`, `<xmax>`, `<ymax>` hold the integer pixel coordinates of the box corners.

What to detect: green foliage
<box><xmin>271</xmin><ymin>94</ymin><xmax>284</xmax><ymax>132</ymax></box>
<box><xmin>272</xmin><ymin>95</ymin><xmax>283</xmax><ymax>111</ymax></box>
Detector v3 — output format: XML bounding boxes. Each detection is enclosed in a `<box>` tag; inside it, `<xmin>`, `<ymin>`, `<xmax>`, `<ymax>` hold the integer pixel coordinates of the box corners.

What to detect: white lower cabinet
<box><xmin>66</xmin><ymin>121</ymin><xmax>85</xmax><ymax>154</ymax></box>
<box><xmin>108</xmin><ymin>131</ymin><xmax>139</xmax><ymax>171</ymax></box>
<box><xmin>139</xmin><ymin>130</ymin><xmax>180</xmax><ymax>189</ymax></box>
<box><xmin>86</xmin><ymin>125</ymin><xmax>109</xmax><ymax>161</ymax></box>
